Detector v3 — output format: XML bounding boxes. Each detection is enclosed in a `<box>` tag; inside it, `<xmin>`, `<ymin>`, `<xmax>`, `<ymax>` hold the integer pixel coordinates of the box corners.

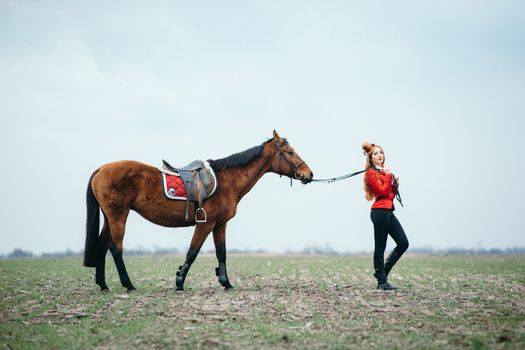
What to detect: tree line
<box><xmin>1</xmin><ymin>246</ymin><xmax>525</xmax><ymax>259</ymax></box>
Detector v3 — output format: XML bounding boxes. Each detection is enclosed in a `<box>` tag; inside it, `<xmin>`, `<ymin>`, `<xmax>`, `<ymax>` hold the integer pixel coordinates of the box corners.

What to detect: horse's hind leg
<box><xmin>108</xmin><ymin>211</ymin><xmax>136</xmax><ymax>291</ymax></box>
<box><xmin>213</xmin><ymin>222</ymin><xmax>233</xmax><ymax>290</ymax></box>
<box><xmin>176</xmin><ymin>223</ymin><xmax>214</xmax><ymax>291</ymax></box>
<box><xmin>109</xmin><ymin>244</ymin><xmax>136</xmax><ymax>291</ymax></box>
<box><xmin>95</xmin><ymin>220</ymin><xmax>111</xmax><ymax>291</ymax></box>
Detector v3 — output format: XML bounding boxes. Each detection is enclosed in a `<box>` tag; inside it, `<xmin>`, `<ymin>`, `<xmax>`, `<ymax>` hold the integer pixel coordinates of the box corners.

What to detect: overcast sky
<box><xmin>1</xmin><ymin>1</ymin><xmax>524</xmax><ymax>255</ymax></box>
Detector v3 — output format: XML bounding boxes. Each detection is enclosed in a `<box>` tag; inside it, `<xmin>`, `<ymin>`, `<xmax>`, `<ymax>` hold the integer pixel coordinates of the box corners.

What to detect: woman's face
<box><xmin>371</xmin><ymin>147</ymin><xmax>384</xmax><ymax>167</ymax></box>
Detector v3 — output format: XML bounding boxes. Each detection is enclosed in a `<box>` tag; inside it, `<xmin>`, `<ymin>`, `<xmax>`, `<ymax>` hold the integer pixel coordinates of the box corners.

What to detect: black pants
<box><xmin>370</xmin><ymin>209</ymin><xmax>409</xmax><ymax>276</ymax></box>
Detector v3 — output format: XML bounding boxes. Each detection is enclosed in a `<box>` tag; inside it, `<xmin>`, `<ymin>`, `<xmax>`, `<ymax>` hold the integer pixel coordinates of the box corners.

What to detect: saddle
<box><xmin>161</xmin><ymin>159</ymin><xmax>218</xmax><ymax>223</ymax></box>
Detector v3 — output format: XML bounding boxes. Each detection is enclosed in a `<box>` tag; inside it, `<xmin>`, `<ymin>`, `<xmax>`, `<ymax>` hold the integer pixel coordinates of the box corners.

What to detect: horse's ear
<box><xmin>273</xmin><ymin>130</ymin><xmax>282</xmax><ymax>141</ymax></box>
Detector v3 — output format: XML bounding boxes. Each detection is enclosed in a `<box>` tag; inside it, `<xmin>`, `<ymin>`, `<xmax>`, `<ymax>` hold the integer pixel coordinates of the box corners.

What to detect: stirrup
<box><xmin>195</xmin><ymin>207</ymin><xmax>207</xmax><ymax>223</ymax></box>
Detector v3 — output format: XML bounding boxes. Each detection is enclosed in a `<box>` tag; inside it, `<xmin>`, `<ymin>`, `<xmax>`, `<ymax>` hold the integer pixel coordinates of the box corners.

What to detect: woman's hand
<box><xmin>394</xmin><ymin>175</ymin><xmax>399</xmax><ymax>183</ymax></box>
<box><xmin>383</xmin><ymin>168</ymin><xmax>392</xmax><ymax>175</ymax></box>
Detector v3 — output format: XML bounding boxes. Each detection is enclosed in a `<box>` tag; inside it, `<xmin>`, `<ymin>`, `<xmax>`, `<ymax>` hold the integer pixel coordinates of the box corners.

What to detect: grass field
<box><xmin>1</xmin><ymin>255</ymin><xmax>524</xmax><ymax>349</ymax></box>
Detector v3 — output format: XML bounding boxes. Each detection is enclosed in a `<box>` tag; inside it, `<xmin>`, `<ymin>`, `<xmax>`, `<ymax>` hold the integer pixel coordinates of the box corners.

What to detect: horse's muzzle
<box><xmin>297</xmin><ymin>171</ymin><xmax>313</xmax><ymax>184</ymax></box>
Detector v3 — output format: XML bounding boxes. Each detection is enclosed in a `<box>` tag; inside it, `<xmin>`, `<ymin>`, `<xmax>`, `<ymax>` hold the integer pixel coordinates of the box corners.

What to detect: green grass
<box><xmin>1</xmin><ymin>255</ymin><xmax>524</xmax><ymax>349</ymax></box>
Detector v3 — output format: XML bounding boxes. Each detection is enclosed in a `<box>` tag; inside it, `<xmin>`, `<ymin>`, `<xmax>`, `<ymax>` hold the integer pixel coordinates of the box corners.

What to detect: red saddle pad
<box><xmin>161</xmin><ymin>173</ymin><xmax>187</xmax><ymax>200</ymax></box>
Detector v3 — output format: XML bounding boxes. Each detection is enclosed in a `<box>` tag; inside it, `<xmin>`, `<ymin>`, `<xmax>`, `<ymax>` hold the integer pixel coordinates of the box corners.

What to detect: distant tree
<box><xmin>8</xmin><ymin>248</ymin><xmax>34</xmax><ymax>259</ymax></box>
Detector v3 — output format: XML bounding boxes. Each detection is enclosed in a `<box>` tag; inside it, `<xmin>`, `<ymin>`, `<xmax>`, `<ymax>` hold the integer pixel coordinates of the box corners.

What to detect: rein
<box><xmin>312</xmin><ymin>168</ymin><xmax>404</xmax><ymax>207</ymax></box>
<box><xmin>311</xmin><ymin>169</ymin><xmax>367</xmax><ymax>183</ymax></box>
<box><xmin>393</xmin><ymin>176</ymin><xmax>404</xmax><ymax>207</ymax></box>
<box><xmin>273</xmin><ymin>141</ymin><xmax>403</xmax><ymax>207</ymax></box>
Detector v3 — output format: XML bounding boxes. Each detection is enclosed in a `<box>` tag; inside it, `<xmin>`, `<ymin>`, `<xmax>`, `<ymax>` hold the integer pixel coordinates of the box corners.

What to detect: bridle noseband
<box><xmin>275</xmin><ymin>141</ymin><xmax>305</xmax><ymax>181</ymax></box>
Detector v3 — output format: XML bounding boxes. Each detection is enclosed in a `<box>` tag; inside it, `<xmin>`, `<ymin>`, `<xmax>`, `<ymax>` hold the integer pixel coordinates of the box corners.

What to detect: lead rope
<box><xmin>393</xmin><ymin>177</ymin><xmax>404</xmax><ymax>207</ymax></box>
<box><xmin>311</xmin><ymin>168</ymin><xmax>405</xmax><ymax>207</ymax></box>
<box><xmin>310</xmin><ymin>169</ymin><xmax>367</xmax><ymax>183</ymax></box>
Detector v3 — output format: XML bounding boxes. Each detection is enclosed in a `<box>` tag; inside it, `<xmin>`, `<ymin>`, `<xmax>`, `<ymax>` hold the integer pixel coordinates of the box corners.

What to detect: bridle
<box><xmin>275</xmin><ymin>141</ymin><xmax>305</xmax><ymax>184</ymax></box>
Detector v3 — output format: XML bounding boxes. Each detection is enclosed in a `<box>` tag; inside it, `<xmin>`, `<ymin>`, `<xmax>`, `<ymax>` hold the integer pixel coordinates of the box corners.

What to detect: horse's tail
<box><xmin>83</xmin><ymin>169</ymin><xmax>100</xmax><ymax>267</ymax></box>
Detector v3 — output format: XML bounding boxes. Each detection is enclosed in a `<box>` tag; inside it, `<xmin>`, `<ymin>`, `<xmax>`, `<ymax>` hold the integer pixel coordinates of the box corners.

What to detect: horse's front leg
<box><xmin>176</xmin><ymin>223</ymin><xmax>214</xmax><ymax>291</ymax></box>
<box><xmin>213</xmin><ymin>222</ymin><xmax>233</xmax><ymax>290</ymax></box>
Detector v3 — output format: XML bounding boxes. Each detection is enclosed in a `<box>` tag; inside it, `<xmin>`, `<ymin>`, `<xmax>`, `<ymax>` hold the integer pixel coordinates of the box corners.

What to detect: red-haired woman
<box><xmin>362</xmin><ymin>142</ymin><xmax>409</xmax><ymax>290</ymax></box>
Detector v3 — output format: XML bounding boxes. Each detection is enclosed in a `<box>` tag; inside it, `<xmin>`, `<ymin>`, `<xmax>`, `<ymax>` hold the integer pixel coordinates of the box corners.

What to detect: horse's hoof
<box><xmin>127</xmin><ymin>288</ymin><xmax>137</xmax><ymax>294</ymax></box>
<box><xmin>175</xmin><ymin>280</ymin><xmax>185</xmax><ymax>291</ymax></box>
<box><xmin>219</xmin><ymin>276</ymin><xmax>233</xmax><ymax>290</ymax></box>
<box><xmin>124</xmin><ymin>284</ymin><xmax>136</xmax><ymax>291</ymax></box>
<box><xmin>100</xmin><ymin>287</ymin><xmax>110</xmax><ymax>293</ymax></box>
<box><xmin>175</xmin><ymin>287</ymin><xmax>184</xmax><ymax>292</ymax></box>
<box><xmin>176</xmin><ymin>278</ymin><xmax>185</xmax><ymax>291</ymax></box>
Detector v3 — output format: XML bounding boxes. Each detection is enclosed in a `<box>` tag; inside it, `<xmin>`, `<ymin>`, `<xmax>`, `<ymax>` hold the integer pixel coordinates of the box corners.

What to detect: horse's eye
<box><xmin>288</xmin><ymin>151</ymin><xmax>294</xmax><ymax>156</ymax></box>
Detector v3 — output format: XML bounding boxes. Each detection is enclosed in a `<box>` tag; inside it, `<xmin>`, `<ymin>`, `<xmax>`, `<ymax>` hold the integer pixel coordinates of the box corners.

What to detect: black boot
<box><xmin>374</xmin><ymin>269</ymin><xmax>396</xmax><ymax>291</ymax></box>
<box><xmin>176</xmin><ymin>263</ymin><xmax>189</xmax><ymax>291</ymax></box>
<box><xmin>384</xmin><ymin>250</ymin><xmax>400</xmax><ymax>278</ymax></box>
<box><xmin>215</xmin><ymin>263</ymin><xmax>233</xmax><ymax>289</ymax></box>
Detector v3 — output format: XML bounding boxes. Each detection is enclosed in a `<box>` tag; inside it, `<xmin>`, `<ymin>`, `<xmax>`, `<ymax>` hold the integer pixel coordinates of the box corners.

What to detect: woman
<box><xmin>362</xmin><ymin>142</ymin><xmax>409</xmax><ymax>290</ymax></box>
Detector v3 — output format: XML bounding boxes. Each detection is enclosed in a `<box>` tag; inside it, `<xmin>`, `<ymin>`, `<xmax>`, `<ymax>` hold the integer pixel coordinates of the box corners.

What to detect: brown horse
<box><xmin>84</xmin><ymin>130</ymin><xmax>313</xmax><ymax>291</ymax></box>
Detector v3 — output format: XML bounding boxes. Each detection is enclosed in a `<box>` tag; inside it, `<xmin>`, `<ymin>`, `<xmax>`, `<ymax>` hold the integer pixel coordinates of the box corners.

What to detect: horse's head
<box><xmin>269</xmin><ymin>130</ymin><xmax>313</xmax><ymax>184</ymax></box>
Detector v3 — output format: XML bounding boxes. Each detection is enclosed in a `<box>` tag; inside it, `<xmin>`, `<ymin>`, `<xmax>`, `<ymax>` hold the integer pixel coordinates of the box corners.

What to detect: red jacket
<box><xmin>365</xmin><ymin>169</ymin><xmax>397</xmax><ymax>210</ymax></box>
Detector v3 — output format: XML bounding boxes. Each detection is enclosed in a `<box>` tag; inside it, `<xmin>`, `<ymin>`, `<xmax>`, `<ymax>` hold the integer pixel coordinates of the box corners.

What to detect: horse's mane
<box><xmin>208</xmin><ymin>139</ymin><xmax>277</xmax><ymax>170</ymax></box>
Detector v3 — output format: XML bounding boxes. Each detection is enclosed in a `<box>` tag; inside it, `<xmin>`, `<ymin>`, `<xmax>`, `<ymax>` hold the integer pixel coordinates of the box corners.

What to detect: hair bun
<box><xmin>362</xmin><ymin>142</ymin><xmax>375</xmax><ymax>155</ymax></box>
